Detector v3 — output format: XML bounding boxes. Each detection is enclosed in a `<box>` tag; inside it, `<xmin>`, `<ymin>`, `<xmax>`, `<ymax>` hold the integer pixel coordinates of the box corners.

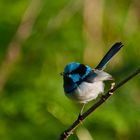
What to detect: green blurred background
<box><xmin>0</xmin><ymin>0</ymin><xmax>140</xmax><ymax>140</ymax></box>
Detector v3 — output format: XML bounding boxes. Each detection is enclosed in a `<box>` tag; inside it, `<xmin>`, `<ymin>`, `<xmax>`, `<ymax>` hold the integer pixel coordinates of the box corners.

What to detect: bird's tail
<box><xmin>95</xmin><ymin>42</ymin><xmax>123</xmax><ymax>70</ymax></box>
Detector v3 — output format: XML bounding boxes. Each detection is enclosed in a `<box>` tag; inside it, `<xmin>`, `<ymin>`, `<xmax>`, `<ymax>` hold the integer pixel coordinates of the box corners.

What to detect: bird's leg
<box><xmin>101</xmin><ymin>82</ymin><xmax>115</xmax><ymax>101</ymax></box>
<box><xmin>109</xmin><ymin>82</ymin><xmax>115</xmax><ymax>95</ymax></box>
<box><xmin>78</xmin><ymin>103</ymin><xmax>85</xmax><ymax>121</ymax></box>
<box><xmin>80</xmin><ymin>103</ymin><xmax>85</xmax><ymax>115</ymax></box>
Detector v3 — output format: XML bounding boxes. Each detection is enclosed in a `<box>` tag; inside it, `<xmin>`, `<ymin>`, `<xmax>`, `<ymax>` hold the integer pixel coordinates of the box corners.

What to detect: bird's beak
<box><xmin>60</xmin><ymin>72</ymin><xmax>64</xmax><ymax>76</ymax></box>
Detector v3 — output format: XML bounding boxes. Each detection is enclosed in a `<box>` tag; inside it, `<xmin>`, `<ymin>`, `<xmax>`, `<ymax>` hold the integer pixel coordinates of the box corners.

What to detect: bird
<box><xmin>61</xmin><ymin>42</ymin><xmax>123</xmax><ymax>115</ymax></box>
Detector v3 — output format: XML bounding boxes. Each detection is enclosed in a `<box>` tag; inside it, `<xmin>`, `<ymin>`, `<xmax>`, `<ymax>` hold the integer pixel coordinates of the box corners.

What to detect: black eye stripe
<box><xmin>71</xmin><ymin>64</ymin><xmax>87</xmax><ymax>76</ymax></box>
<box><xmin>64</xmin><ymin>64</ymin><xmax>87</xmax><ymax>76</ymax></box>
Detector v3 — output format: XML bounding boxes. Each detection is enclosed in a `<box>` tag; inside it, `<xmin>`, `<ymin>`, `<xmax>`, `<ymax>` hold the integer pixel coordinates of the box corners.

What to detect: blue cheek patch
<box><xmin>69</xmin><ymin>74</ymin><xmax>81</xmax><ymax>83</ymax></box>
<box><xmin>69</xmin><ymin>66</ymin><xmax>92</xmax><ymax>83</ymax></box>
<box><xmin>68</xmin><ymin>65</ymin><xmax>92</xmax><ymax>83</ymax></box>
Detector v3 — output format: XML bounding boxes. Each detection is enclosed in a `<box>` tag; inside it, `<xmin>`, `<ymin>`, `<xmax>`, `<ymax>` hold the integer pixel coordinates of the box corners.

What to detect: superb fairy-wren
<box><xmin>61</xmin><ymin>42</ymin><xmax>123</xmax><ymax>115</ymax></box>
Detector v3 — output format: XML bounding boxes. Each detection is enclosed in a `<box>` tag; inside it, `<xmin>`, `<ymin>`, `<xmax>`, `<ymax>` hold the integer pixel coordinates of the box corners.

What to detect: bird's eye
<box><xmin>61</xmin><ymin>72</ymin><xmax>71</xmax><ymax>77</ymax></box>
<box><xmin>66</xmin><ymin>73</ymin><xmax>71</xmax><ymax>76</ymax></box>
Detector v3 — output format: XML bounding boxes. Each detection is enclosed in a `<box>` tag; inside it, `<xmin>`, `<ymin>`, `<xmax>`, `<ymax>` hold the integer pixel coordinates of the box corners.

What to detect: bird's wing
<box><xmin>83</xmin><ymin>69</ymin><xmax>97</xmax><ymax>83</ymax></box>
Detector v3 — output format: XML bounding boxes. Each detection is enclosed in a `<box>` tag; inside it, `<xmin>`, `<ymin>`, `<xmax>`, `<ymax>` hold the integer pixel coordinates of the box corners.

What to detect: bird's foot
<box><xmin>63</xmin><ymin>130</ymin><xmax>73</xmax><ymax>138</ymax></box>
<box><xmin>78</xmin><ymin>113</ymin><xmax>83</xmax><ymax>122</ymax></box>
<box><xmin>101</xmin><ymin>95</ymin><xmax>106</xmax><ymax>101</ymax></box>
<box><xmin>109</xmin><ymin>82</ymin><xmax>115</xmax><ymax>95</ymax></box>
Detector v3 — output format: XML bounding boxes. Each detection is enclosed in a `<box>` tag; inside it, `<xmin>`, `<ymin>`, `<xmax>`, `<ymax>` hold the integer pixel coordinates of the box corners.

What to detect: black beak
<box><xmin>60</xmin><ymin>72</ymin><xmax>64</xmax><ymax>76</ymax></box>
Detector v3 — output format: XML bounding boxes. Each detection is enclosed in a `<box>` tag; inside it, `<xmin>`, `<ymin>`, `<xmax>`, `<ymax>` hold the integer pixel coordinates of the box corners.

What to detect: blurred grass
<box><xmin>0</xmin><ymin>0</ymin><xmax>140</xmax><ymax>140</ymax></box>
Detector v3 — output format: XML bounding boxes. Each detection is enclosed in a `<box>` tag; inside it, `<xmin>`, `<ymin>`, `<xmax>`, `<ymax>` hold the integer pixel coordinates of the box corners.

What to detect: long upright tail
<box><xmin>96</xmin><ymin>42</ymin><xmax>123</xmax><ymax>70</ymax></box>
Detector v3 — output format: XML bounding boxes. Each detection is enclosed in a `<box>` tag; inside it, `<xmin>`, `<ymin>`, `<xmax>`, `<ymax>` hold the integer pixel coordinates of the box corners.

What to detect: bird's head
<box><xmin>61</xmin><ymin>62</ymin><xmax>92</xmax><ymax>93</ymax></box>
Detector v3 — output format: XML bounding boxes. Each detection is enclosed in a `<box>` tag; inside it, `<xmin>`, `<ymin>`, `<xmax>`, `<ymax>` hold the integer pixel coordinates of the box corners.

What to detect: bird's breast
<box><xmin>65</xmin><ymin>81</ymin><xmax>104</xmax><ymax>103</ymax></box>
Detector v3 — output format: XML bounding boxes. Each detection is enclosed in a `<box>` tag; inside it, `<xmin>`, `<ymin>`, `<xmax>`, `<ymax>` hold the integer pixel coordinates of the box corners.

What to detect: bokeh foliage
<box><xmin>0</xmin><ymin>0</ymin><xmax>140</xmax><ymax>140</ymax></box>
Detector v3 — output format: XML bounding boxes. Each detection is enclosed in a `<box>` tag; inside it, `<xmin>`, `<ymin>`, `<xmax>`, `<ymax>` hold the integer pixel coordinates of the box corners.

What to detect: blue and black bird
<box><xmin>61</xmin><ymin>42</ymin><xmax>123</xmax><ymax>114</ymax></box>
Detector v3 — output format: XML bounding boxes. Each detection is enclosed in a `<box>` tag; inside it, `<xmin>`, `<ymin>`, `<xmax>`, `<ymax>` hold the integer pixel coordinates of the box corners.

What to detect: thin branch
<box><xmin>59</xmin><ymin>67</ymin><xmax>140</xmax><ymax>140</ymax></box>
